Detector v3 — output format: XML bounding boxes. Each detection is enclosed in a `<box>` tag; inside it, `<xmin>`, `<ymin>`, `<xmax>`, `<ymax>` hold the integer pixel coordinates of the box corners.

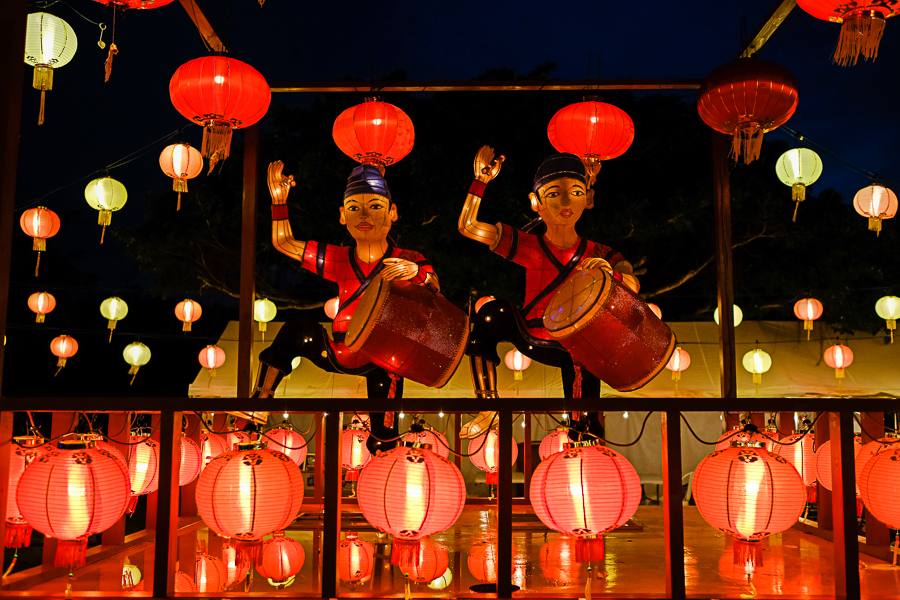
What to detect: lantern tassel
<box><xmin>183</xmin><ymin>321</ymin><xmax>191</xmax><ymax>332</ymax></box>
<box><xmin>233</xmin><ymin>539</ymin><xmax>263</xmax><ymax>566</ymax></box>
<box><xmin>583</xmin><ymin>160</ymin><xmax>601</xmax><ymax>191</ymax></box>
<box><xmin>857</xmin><ymin>497</ymin><xmax>864</xmax><ymax>518</ymax></box>
<box><xmin>55</xmin><ymin>538</ymin><xmax>88</xmax><ymax>569</ymax></box>
<box><xmin>387</xmin><ymin>373</ymin><xmax>400</xmax><ymax>398</ymax></box>
<box><xmin>486</xmin><ymin>472</ymin><xmax>498</xmax><ymax>485</ymax></box>
<box><xmin>733</xmin><ymin>539</ymin><xmax>762</xmax><ymax>574</ymax></box>
<box><xmin>404</xmin><ymin>575</ymin><xmax>411</xmax><ymax>600</ymax></box>
<box><xmin>585</xmin><ymin>566</ymin><xmax>592</xmax><ymax>600</ymax></box>
<box><xmin>384</xmin><ymin>411</ymin><xmax>395</xmax><ymax>428</ymax></box>
<box><xmin>732</xmin><ymin>123</ymin><xmax>764</xmax><ymax>165</ymax></box>
<box><xmin>390</xmin><ymin>539</ymin><xmax>421</xmax><ymax>567</ymax></box>
<box><xmin>36</xmin><ymin>313</ymin><xmax>44</xmax><ymax>323</ymax></box>
<box><xmin>345</xmin><ymin>469</ymin><xmax>360</xmax><ymax>482</ymax></box>
<box><xmin>573</xmin><ymin>364</ymin><xmax>583</xmax><ymax>398</ymax></box>
<box><xmin>38</xmin><ymin>89</ymin><xmax>45</xmax><ymax>126</ymax></box>
<box><xmin>835</xmin><ymin>11</ymin><xmax>885</xmax><ymax>67</ymax></box>
<box><xmin>100</xmin><ymin>224</ymin><xmax>106</xmax><ymax>244</ymax></box>
<box><xmin>575</xmin><ymin>536</ymin><xmax>605</xmax><ymax>563</ymax></box>
<box><xmin>807</xmin><ymin>485</ymin><xmax>817</xmax><ymax>504</ymax></box>
<box><xmin>202</xmin><ymin>124</ymin><xmax>233</xmax><ymax>174</ymax></box>
<box><xmin>3</xmin><ymin>553</ymin><xmax>17</xmax><ymax>578</ymax></box>
<box><xmin>104</xmin><ymin>43</ymin><xmax>118</xmax><ymax>83</ymax></box>
<box><xmin>127</xmin><ymin>495</ymin><xmax>140</xmax><ymax>514</ymax></box>
<box><xmin>892</xmin><ymin>532</ymin><xmax>898</xmax><ymax>566</ymax></box>
<box><xmin>5</xmin><ymin>522</ymin><xmax>32</xmax><ymax>549</ymax></box>
<box><xmin>177</xmin><ymin>191</ymin><xmax>182</xmax><ymax>211</ymax></box>
<box><xmin>792</xmin><ymin>200</ymin><xmax>800</xmax><ymax>222</ymax></box>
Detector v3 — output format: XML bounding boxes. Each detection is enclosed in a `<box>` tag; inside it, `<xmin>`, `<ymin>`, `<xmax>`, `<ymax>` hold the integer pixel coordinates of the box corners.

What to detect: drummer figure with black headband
<box><xmin>253</xmin><ymin>161</ymin><xmax>438</xmax><ymax>449</ymax></box>
<box><xmin>457</xmin><ymin>147</ymin><xmax>640</xmax><ymax>438</ymax></box>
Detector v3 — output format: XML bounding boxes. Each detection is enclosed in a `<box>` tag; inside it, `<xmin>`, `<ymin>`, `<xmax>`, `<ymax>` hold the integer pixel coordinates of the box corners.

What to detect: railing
<box><xmin>0</xmin><ymin>396</ymin><xmax>895</xmax><ymax>600</ymax></box>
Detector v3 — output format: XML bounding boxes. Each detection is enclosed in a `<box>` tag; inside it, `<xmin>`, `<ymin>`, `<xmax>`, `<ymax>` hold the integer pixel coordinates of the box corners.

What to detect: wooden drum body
<box><xmin>543</xmin><ymin>268</ymin><xmax>675</xmax><ymax>392</ymax></box>
<box><xmin>345</xmin><ymin>274</ymin><xmax>469</xmax><ymax>388</ymax></box>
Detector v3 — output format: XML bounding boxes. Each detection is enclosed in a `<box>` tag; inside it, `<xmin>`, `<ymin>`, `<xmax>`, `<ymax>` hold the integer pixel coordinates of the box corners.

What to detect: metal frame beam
<box><xmin>177</xmin><ymin>0</ymin><xmax>228</xmax><ymax>53</ymax></box>
<box><xmin>269</xmin><ymin>79</ymin><xmax>702</xmax><ymax>93</ymax></box>
<box><xmin>741</xmin><ymin>0</ymin><xmax>798</xmax><ymax>58</ymax></box>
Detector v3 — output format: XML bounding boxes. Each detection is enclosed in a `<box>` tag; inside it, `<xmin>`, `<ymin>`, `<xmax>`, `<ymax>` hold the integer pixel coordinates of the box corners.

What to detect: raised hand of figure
<box><xmin>474</xmin><ymin>146</ymin><xmax>505</xmax><ymax>183</ymax></box>
<box><xmin>267</xmin><ymin>160</ymin><xmax>296</xmax><ymax>205</ymax></box>
<box><xmin>381</xmin><ymin>258</ymin><xmax>419</xmax><ymax>282</ymax></box>
<box><xmin>577</xmin><ymin>257</ymin><xmax>614</xmax><ymax>274</ymax></box>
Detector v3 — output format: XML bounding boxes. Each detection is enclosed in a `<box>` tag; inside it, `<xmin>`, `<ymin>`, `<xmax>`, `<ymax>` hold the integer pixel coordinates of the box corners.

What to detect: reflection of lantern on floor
<box><xmin>195</xmin><ymin>552</ymin><xmax>227</xmax><ymax>593</ymax></box>
<box><xmin>195</xmin><ymin>440</ymin><xmax>304</xmax><ymax>565</ymax></box>
<box><xmin>538</xmin><ymin>428</ymin><xmax>570</xmax><ymax>461</ymax></box>
<box><xmin>222</xmin><ymin>543</ymin><xmax>250</xmax><ymax>588</ymax></box>
<box><xmin>122</xmin><ymin>560</ymin><xmax>141</xmax><ymax>590</ymax></box>
<box><xmin>793</xmin><ymin>298</ymin><xmax>824</xmax><ymax>340</ymax></box>
<box><xmin>17</xmin><ymin>438</ymin><xmax>131</xmax><ymax>568</ymax></box>
<box><xmin>339</xmin><ymin>532</ymin><xmax>375</xmax><ymax>584</ymax></box>
<box><xmin>539</xmin><ymin>537</ymin><xmax>581</xmax><ymax>587</ymax></box>
<box><xmin>5</xmin><ymin>436</ymin><xmax>47</xmax><ymax>550</ymax></box>
<box><xmin>257</xmin><ymin>531</ymin><xmax>305</xmax><ymax>588</ymax></box>
<box><xmin>126</xmin><ymin>434</ymin><xmax>159</xmax><ymax>512</ymax></box>
<box><xmin>468</xmin><ymin>430</ymin><xmax>518</xmax><ymax>486</ymax></box>
<box><xmin>357</xmin><ymin>443</ymin><xmax>465</xmax><ymax>566</ymax></box>
<box><xmin>200</xmin><ymin>431</ymin><xmax>227</xmax><ymax>469</ymax></box>
<box><xmin>399</xmin><ymin>537</ymin><xmax>449</xmax><ymax>583</ymax></box>
<box><xmin>263</xmin><ymin>427</ymin><xmax>307</xmax><ymax>467</ymax></box>
<box><xmin>174</xmin><ymin>571</ymin><xmax>196</xmax><ymax>592</ymax></box>
<box><xmin>180</xmin><ymin>437</ymin><xmax>202</xmax><ymax>486</ymax></box>
<box><xmin>693</xmin><ymin>442</ymin><xmax>806</xmax><ymax>581</ymax></box>
<box><xmin>342</xmin><ymin>427</ymin><xmax>371</xmax><ymax>489</ymax></box>
<box><xmin>100</xmin><ymin>297</ymin><xmax>128</xmax><ymax>342</ymax></box>
<box><xmin>428</xmin><ymin>567</ymin><xmax>452</xmax><ymax>590</ymax></box>
<box><xmin>174</xmin><ymin>299</ymin><xmax>202</xmax><ymax>331</ymax></box>
<box><xmin>50</xmin><ymin>335</ymin><xmax>78</xmax><ymax>375</ymax></box>
<box><xmin>467</xmin><ymin>540</ymin><xmax>516</xmax><ymax>584</ymax></box>
<box><xmin>28</xmin><ymin>292</ymin><xmax>55</xmax><ymax>323</ymax></box>
<box><xmin>402</xmin><ymin>425</ymin><xmax>450</xmax><ymax>459</ymax></box>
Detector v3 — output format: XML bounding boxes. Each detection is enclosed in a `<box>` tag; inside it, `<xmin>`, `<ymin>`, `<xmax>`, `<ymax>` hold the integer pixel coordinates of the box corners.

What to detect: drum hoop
<box><xmin>344</xmin><ymin>274</ymin><xmax>388</xmax><ymax>352</ymax></box>
<box><xmin>545</xmin><ymin>268</ymin><xmax>615</xmax><ymax>339</ymax></box>
<box><xmin>430</xmin><ymin>313</ymin><xmax>470</xmax><ymax>388</ymax></box>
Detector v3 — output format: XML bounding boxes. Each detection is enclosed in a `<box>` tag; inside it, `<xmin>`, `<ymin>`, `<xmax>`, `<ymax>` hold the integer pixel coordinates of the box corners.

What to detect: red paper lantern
<box><xmin>339</xmin><ymin>533</ymin><xmax>375</xmax><ymax>583</ymax></box>
<box><xmin>665</xmin><ymin>347</ymin><xmax>690</xmax><ymax>381</ymax></box>
<box><xmin>797</xmin><ymin>1</ymin><xmax>899</xmax><ymax>65</ymax></box>
<box><xmin>774</xmin><ymin>432</ymin><xmax>817</xmax><ymax>486</ymax></box>
<box><xmin>504</xmin><ymin>349</ymin><xmax>532</xmax><ymax>380</ymax></box>
<box><xmin>468</xmin><ymin>430</ymin><xmax>518</xmax><ymax>486</ymax></box>
<box><xmin>538</xmin><ymin>428</ymin><xmax>570</xmax><ymax>461</ymax></box>
<box><xmin>222</xmin><ymin>543</ymin><xmax>250</xmax><ymax>588</ymax></box>
<box><xmin>402</xmin><ymin>428</ymin><xmax>450</xmax><ymax>459</ymax></box>
<box><xmin>93</xmin><ymin>0</ymin><xmax>176</xmax><ymax>8</ymax></box>
<box><xmin>539</xmin><ymin>538</ymin><xmax>581</xmax><ymax>587</ymax></box>
<box><xmin>200</xmin><ymin>431</ymin><xmax>228</xmax><ymax>468</ymax></box>
<box><xmin>256</xmin><ymin>531</ymin><xmax>305</xmax><ymax>587</ymax></box>
<box><xmin>467</xmin><ymin>540</ymin><xmax>517</xmax><ymax>584</ymax></box>
<box><xmin>180</xmin><ymin>437</ymin><xmax>202</xmax><ymax>486</ymax></box>
<box><xmin>195</xmin><ymin>442</ymin><xmax>304</xmax><ymax>564</ymax></box>
<box><xmin>195</xmin><ymin>552</ymin><xmax>227</xmax><ymax>593</ymax></box>
<box><xmin>5</xmin><ymin>436</ymin><xmax>47</xmax><ymax>549</ymax></box>
<box><xmin>127</xmin><ymin>434</ymin><xmax>160</xmax><ymax>497</ymax></box>
<box><xmin>159</xmin><ymin>142</ymin><xmax>203</xmax><ymax>210</ymax></box>
<box><xmin>823</xmin><ymin>343</ymin><xmax>854</xmax><ymax>379</ymax></box>
<box><xmin>332</xmin><ymin>98</ymin><xmax>415</xmax><ymax>171</ymax></box>
<box><xmin>342</xmin><ymin>428</ymin><xmax>372</xmax><ymax>472</ymax></box>
<box><xmin>226</xmin><ymin>431</ymin><xmax>250</xmax><ymax>449</ymax></box>
<box><xmin>264</xmin><ymin>427</ymin><xmax>308</xmax><ymax>467</ymax></box>
<box><xmin>174</xmin><ymin>571</ymin><xmax>196</xmax><ymax>593</ymax></box>
<box><xmin>169</xmin><ymin>57</ymin><xmax>271</xmax><ymax>172</ymax></box>
<box><xmin>859</xmin><ymin>446</ymin><xmax>900</xmax><ymax>528</ymax></box>
<box><xmin>697</xmin><ymin>58</ymin><xmax>798</xmax><ymax>164</ymax></box>
<box><xmin>198</xmin><ymin>345</ymin><xmax>226</xmax><ymax>377</ymax></box>
<box><xmin>815</xmin><ymin>437</ymin><xmax>862</xmax><ymax>492</ymax></box>
<box><xmin>357</xmin><ymin>444</ymin><xmax>465</xmax><ymax>564</ymax></box>
<box><xmin>854</xmin><ymin>184</ymin><xmax>898</xmax><ymax>235</ymax></box>
<box><xmin>793</xmin><ymin>298</ymin><xmax>824</xmax><ymax>340</ymax></box>
<box><xmin>20</xmin><ymin>206</ymin><xmax>60</xmax><ymax>276</ymax></box>
<box><xmin>714</xmin><ymin>427</ymin><xmax>772</xmax><ymax>452</ymax></box>
<box><xmin>50</xmin><ymin>334</ymin><xmax>78</xmax><ymax>372</ymax></box>
<box><xmin>856</xmin><ymin>436</ymin><xmax>900</xmax><ymax>487</ymax></box>
<box><xmin>547</xmin><ymin>100</ymin><xmax>635</xmax><ymax>186</ymax></box>
<box><xmin>399</xmin><ymin>537</ymin><xmax>448</xmax><ymax>583</ymax></box>
<box><xmin>647</xmin><ymin>303</ymin><xmax>662</xmax><ymax>320</ymax></box>
<box><xmin>174</xmin><ymin>299</ymin><xmax>202</xmax><ymax>332</ymax></box>
<box><xmin>28</xmin><ymin>291</ymin><xmax>55</xmax><ymax>323</ymax></box>
<box><xmin>324</xmin><ymin>296</ymin><xmax>340</xmax><ymax>319</ymax></box>
<box><xmin>17</xmin><ymin>438</ymin><xmax>131</xmax><ymax>568</ymax></box>
<box><xmin>474</xmin><ymin>296</ymin><xmax>496</xmax><ymax>313</ymax></box>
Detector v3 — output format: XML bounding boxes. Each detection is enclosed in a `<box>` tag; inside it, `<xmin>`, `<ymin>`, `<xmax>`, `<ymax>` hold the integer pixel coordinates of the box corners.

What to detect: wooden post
<box><xmin>860</xmin><ymin>413</ymin><xmax>889</xmax><ymax>547</ymax></box>
<box><xmin>313</xmin><ymin>412</ymin><xmax>324</xmax><ymax>504</ymax></box>
<box><xmin>0</xmin><ymin>411</ymin><xmax>13</xmax><ymax>561</ymax></box>
<box><xmin>523</xmin><ymin>412</ymin><xmax>532</xmax><ymax>501</ymax></box>
<box><xmin>497</xmin><ymin>410</ymin><xmax>513</xmax><ymax>598</ymax></box>
<box><xmin>238</xmin><ymin>124</ymin><xmax>259</xmax><ymax>398</ymax></box>
<box><xmin>321</xmin><ymin>412</ymin><xmax>342</xmax><ymax>599</ymax></box>
<box><xmin>102</xmin><ymin>412</ymin><xmax>131</xmax><ymax>546</ymax></box>
<box><xmin>42</xmin><ymin>412</ymin><xmax>77</xmax><ymax>570</ymax></box>
<box><xmin>662</xmin><ymin>411</ymin><xmax>686</xmax><ymax>600</ymax></box>
<box><xmin>712</xmin><ymin>131</ymin><xmax>737</xmax><ymax>398</ymax></box>
<box><xmin>829</xmin><ymin>411</ymin><xmax>860</xmax><ymax>600</ymax></box>
<box><xmin>153</xmin><ymin>410</ymin><xmax>182</xmax><ymax>598</ymax></box>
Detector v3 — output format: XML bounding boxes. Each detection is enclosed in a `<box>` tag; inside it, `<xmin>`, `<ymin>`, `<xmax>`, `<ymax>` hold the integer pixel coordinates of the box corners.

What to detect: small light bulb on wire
<box><xmin>283</xmin><ymin>412</ymin><xmax>289</xmax><ymax>420</ymax></box>
<box><xmin>562</xmin><ymin>413</ymin><xmax>568</xmax><ymax>420</ymax></box>
<box><xmin>623</xmin><ymin>411</ymin><xmax>629</xmax><ymax>419</ymax></box>
<box><xmin>439</xmin><ymin>411</ymin><xmax>445</xmax><ymax>418</ymax></box>
<box><xmin>398</xmin><ymin>412</ymin><xmax>405</xmax><ymax>419</ymax></box>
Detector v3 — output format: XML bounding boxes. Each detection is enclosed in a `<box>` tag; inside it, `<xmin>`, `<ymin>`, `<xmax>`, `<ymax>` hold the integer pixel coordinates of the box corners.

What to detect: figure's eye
<box><xmin>347</xmin><ymin>205</ymin><xmax>359</xmax><ymax>212</ymax></box>
<box><xmin>571</xmin><ymin>189</ymin><xmax>584</xmax><ymax>197</ymax></box>
<box><xmin>544</xmin><ymin>191</ymin><xmax>558</xmax><ymax>199</ymax></box>
<box><xmin>368</xmin><ymin>203</ymin><xmax>384</xmax><ymax>211</ymax></box>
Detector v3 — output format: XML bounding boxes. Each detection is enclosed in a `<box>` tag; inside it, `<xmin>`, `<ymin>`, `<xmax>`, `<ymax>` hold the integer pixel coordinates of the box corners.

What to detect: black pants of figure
<box><xmin>467</xmin><ymin>298</ymin><xmax>603</xmax><ymax>440</ymax></box>
<box><xmin>258</xmin><ymin>316</ymin><xmax>399</xmax><ymax>453</ymax></box>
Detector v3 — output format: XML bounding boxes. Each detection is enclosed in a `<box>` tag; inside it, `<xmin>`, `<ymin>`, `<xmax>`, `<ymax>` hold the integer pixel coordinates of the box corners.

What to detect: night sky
<box><xmin>5</xmin><ymin>0</ymin><xmax>899</xmax><ymax>396</ymax></box>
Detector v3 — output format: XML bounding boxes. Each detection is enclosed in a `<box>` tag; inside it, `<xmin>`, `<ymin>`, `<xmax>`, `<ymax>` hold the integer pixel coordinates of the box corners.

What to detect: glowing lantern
<box><xmin>341</xmin><ymin>427</ymin><xmax>372</xmax><ymax>479</ymax></box>
<box><xmin>467</xmin><ymin>540</ymin><xmax>516</xmax><ymax>584</ymax></box>
<box><xmin>539</xmin><ymin>537</ymin><xmax>581</xmax><ymax>587</ymax></box>
<box><xmin>174</xmin><ymin>299</ymin><xmax>202</xmax><ymax>332</ymax></box>
<box><xmin>195</xmin><ymin>552</ymin><xmax>226</xmax><ymax>593</ymax></box>
<box><xmin>875</xmin><ymin>296</ymin><xmax>900</xmax><ymax>343</ymax></box>
<box><xmin>195</xmin><ymin>440</ymin><xmax>304</xmax><ymax>564</ymax></box>
<box><xmin>775</xmin><ymin>148</ymin><xmax>823</xmax><ymax>220</ymax></box>
<box><xmin>504</xmin><ymin>349</ymin><xmax>532</xmax><ymax>380</ymax></box>
<box><xmin>697</xmin><ymin>58</ymin><xmax>798</xmax><ymax>164</ymax></box>
<box><xmin>475</xmin><ymin>296</ymin><xmax>496</xmax><ymax>313</ymax></box>
<box><xmin>19</xmin><ymin>206</ymin><xmax>60</xmax><ymax>276</ymax></box>
<box><xmin>815</xmin><ymin>437</ymin><xmax>862</xmax><ymax>492</ymax></box>
<box><xmin>713</xmin><ymin>305</ymin><xmax>743</xmax><ymax>327</ymax></box>
<box><xmin>28</xmin><ymin>291</ymin><xmax>56</xmax><ymax>323</ymax></box>
<box><xmin>339</xmin><ymin>532</ymin><xmax>375</xmax><ymax>583</ymax></box>
<box><xmin>774</xmin><ymin>431</ymin><xmax>817</xmax><ymax>487</ymax></box>
<box><xmin>256</xmin><ymin>531</ymin><xmax>305</xmax><ymax>588</ymax></box>
<box><xmin>123</xmin><ymin>342</ymin><xmax>151</xmax><ymax>384</ymax></box>
<box><xmin>665</xmin><ymin>346</ymin><xmax>691</xmax><ymax>382</ymax></box>
<box><xmin>226</xmin><ymin>431</ymin><xmax>250</xmax><ymax>449</ymax></box>
<box><xmin>538</xmin><ymin>428</ymin><xmax>570</xmax><ymax>461</ymax></box>
<box><xmin>122</xmin><ymin>561</ymin><xmax>141</xmax><ymax>590</ymax></box>
<box><xmin>399</xmin><ymin>538</ymin><xmax>448</xmax><ymax>583</ymax></box>
<box><xmin>324</xmin><ymin>297</ymin><xmax>340</xmax><ymax>320</ymax></box>
<box><xmin>93</xmin><ymin>0</ymin><xmax>176</xmax><ymax>7</ymax></box>
<box><xmin>547</xmin><ymin>100</ymin><xmax>635</xmax><ymax>187</ymax></box>
<box><xmin>50</xmin><ymin>334</ymin><xmax>77</xmax><ymax>373</ymax></box>
<box><xmin>468</xmin><ymin>430</ymin><xmax>518</xmax><ymax>485</ymax></box>
<box><xmin>796</xmin><ymin>0</ymin><xmax>899</xmax><ymax>66</ymax></box>
<box><xmin>100</xmin><ymin>296</ymin><xmax>128</xmax><ymax>342</ymax></box>
<box><xmin>159</xmin><ymin>143</ymin><xmax>203</xmax><ymax>210</ymax></box>
<box><xmin>127</xmin><ymin>434</ymin><xmax>159</xmax><ymax>497</ymax></box>
<box><xmin>859</xmin><ymin>446</ymin><xmax>900</xmax><ymax>529</ymax></box>
<box><xmin>169</xmin><ymin>56</ymin><xmax>271</xmax><ymax>172</ymax></box>
<box><xmin>179</xmin><ymin>437</ymin><xmax>202</xmax><ymax>486</ymax></box>
<box><xmin>823</xmin><ymin>343</ymin><xmax>853</xmax><ymax>380</ymax></box>
<box><xmin>222</xmin><ymin>543</ymin><xmax>250</xmax><ymax>588</ymax></box>
<box><xmin>402</xmin><ymin>428</ymin><xmax>450</xmax><ymax>460</ymax></box>
<box><xmin>24</xmin><ymin>13</ymin><xmax>77</xmax><ymax>125</ymax></box>
<box><xmin>200</xmin><ymin>431</ymin><xmax>227</xmax><ymax>468</ymax></box>
<box><xmin>715</xmin><ymin>427</ymin><xmax>773</xmax><ymax>452</ymax></box>
<box><xmin>742</xmin><ymin>349</ymin><xmax>772</xmax><ymax>386</ymax></box>
<box><xmin>198</xmin><ymin>345</ymin><xmax>226</xmax><ymax>377</ymax></box>
<box><xmin>332</xmin><ymin>98</ymin><xmax>415</xmax><ymax>173</ymax></box>
<box><xmin>17</xmin><ymin>438</ymin><xmax>130</xmax><ymax>568</ymax></box>
<box><xmin>793</xmin><ymin>298</ymin><xmax>824</xmax><ymax>340</ymax></box>
<box><xmin>854</xmin><ymin>184</ymin><xmax>897</xmax><ymax>236</ymax></box>
<box><xmin>85</xmin><ymin>177</ymin><xmax>127</xmax><ymax>244</ymax></box>
<box><xmin>692</xmin><ymin>442</ymin><xmax>806</xmax><ymax>574</ymax></box>
<box><xmin>264</xmin><ymin>427</ymin><xmax>308</xmax><ymax>467</ymax></box>
<box><xmin>856</xmin><ymin>435</ymin><xmax>900</xmax><ymax>488</ymax></box>
<box><xmin>254</xmin><ymin>298</ymin><xmax>277</xmax><ymax>340</ymax></box>
<box><xmin>647</xmin><ymin>303</ymin><xmax>662</xmax><ymax>320</ymax></box>
<box><xmin>428</xmin><ymin>568</ymin><xmax>452</xmax><ymax>590</ymax></box>
<box><xmin>5</xmin><ymin>436</ymin><xmax>47</xmax><ymax>549</ymax></box>
<box><xmin>357</xmin><ymin>443</ymin><xmax>465</xmax><ymax>564</ymax></box>
<box><xmin>174</xmin><ymin>571</ymin><xmax>196</xmax><ymax>593</ymax></box>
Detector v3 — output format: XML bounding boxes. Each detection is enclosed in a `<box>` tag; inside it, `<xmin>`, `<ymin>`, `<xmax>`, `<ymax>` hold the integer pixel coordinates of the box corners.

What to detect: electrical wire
<box><xmin>852</xmin><ymin>413</ymin><xmax>900</xmax><ymax>444</ymax></box>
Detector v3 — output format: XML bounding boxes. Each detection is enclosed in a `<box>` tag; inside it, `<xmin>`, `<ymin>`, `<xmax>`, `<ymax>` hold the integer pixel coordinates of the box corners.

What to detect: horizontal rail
<box><xmin>269</xmin><ymin>78</ymin><xmax>703</xmax><ymax>93</ymax></box>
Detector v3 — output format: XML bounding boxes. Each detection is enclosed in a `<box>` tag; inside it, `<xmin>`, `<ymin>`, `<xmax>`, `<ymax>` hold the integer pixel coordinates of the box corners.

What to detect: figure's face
<box><xmin>533</xmin><ymin>177</ymin><xmax>593</xmax><ymax>227</ymax></box>
<box><xmin>339</xmin><ymin>193</ymin><xmax>397</xmax><ymax>242</ymax></box>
